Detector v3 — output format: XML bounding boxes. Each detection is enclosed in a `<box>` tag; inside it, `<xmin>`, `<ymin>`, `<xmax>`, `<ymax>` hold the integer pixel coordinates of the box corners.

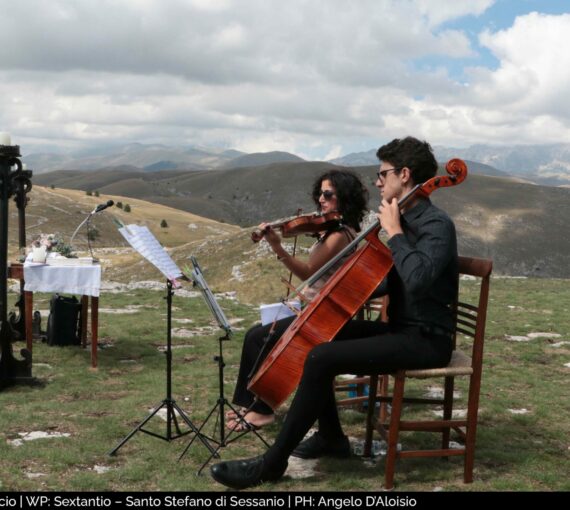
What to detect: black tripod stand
<box><xmin>109</xmin><ymin>280</ymin><xmax>216</xmax><ymax>457</ymax></box>
<box><xmin>178</xmin><ymin>332</ymin><xmax>269</xmax><ymax>474</ymax></box>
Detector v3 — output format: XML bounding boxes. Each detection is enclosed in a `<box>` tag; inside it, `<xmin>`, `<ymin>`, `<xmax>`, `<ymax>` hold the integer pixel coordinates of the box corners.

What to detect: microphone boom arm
<box><xmin>69</xmin><ymin>213</ymin><xmax>93</xmax><ymax>250</ymax></box>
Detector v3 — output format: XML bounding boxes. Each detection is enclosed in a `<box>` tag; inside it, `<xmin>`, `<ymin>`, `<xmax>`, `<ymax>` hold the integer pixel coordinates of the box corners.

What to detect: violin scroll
<box><xmin>251</xmin><ymin>226</ymin><xmax>270</xmax><ymax>243</ymax></box>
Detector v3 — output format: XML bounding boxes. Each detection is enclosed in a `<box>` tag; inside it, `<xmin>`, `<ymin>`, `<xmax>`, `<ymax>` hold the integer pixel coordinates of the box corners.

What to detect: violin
<box><xmin>251</xmin><ymin>211</ymin><xmax>342</xmax><ymax>243</ymax></box>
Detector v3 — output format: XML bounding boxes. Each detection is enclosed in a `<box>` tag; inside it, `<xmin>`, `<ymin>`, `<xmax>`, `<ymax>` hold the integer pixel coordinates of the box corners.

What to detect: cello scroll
<box><xmin>417</xmin><ymin>158</ymin><xmax>468</xmax><ymax>198</ymax></box>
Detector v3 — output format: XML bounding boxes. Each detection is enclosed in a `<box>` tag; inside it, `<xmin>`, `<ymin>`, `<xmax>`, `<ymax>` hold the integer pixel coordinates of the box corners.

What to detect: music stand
<box><xmin>178</xmin><ymin>256</ymin><xmax>269</xmax><ymax>474</ymax></box>
<box><xmin>109</xmin><ymin>226</ymin><xmax>215</xmax><ymax>458</ymax></box>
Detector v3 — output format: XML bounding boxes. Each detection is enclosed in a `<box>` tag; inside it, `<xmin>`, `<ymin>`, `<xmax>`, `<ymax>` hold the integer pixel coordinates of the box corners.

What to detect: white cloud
<box><xmin>324</xmin><ymin>145</ymin><xmax>343</xmax><ymax>161</ymax></box>
<box><xmin>1</xmin><ymin>1</ymin><xmax>569</xmax><ymax>158</ymax></box>
<box><xmin>213</xmin><ymin>24</ymin><xmax>249</xmax><ymax>50</ymax></box>
<box><xmin>0</xmin><ymin>0</ymin><xmax>477</xmax><ymax>82</ymax></box>
<box><xmin>419</xmin><ymin>12</ymin><xmax>570</xmax><ymax>145</ymax></box>
<box><xmin>415</xmin><ymin>0</ymin><xmax>496</xmax><ymax>28</ymax></box>
<box><xmin>477</xmin><ymin>13</ymin><xmax>570</xmax><ymax>115</ymax></box>
<box><xmin>186</xmin><ymin>0</ymin><xmax>232</xmax><ymax>12</ymax></box>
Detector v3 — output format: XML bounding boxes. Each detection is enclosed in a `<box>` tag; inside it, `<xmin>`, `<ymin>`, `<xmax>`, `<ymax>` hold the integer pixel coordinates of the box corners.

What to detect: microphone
<box><xmin>92</xmin><ymin>200</ymin><xmax>114</xmax><ymax>214</ymax></box>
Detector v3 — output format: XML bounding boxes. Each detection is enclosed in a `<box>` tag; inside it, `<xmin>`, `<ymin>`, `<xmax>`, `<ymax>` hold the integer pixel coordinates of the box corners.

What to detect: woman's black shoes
<box><xmin>210</xmin><ymin>455</ymin><xmax>287</xmax><ymax>490</ymax></box>
<box><xmin>291</xmin><ymin>432</ymin><xmax>351</xmax><ymax>459</ymax></box>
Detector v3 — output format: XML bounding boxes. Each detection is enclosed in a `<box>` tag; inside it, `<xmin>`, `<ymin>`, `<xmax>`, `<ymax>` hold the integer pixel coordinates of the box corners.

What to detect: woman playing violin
<box><xmin>212</xmin><ymin>136</ymin><xmax>459</xmax><ymax>490</ymax></box>
<box><xmin>227</xmin><ymin>169</ymin><xmax>368</xmax><ymax>431</ymax></box>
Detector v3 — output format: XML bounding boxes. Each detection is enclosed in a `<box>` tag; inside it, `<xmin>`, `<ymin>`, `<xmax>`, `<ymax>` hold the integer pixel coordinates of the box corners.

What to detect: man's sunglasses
<box><xmin>376</xmin><ymin>167</ymin><xmax>402</xmax><ymax>180</ymax></box>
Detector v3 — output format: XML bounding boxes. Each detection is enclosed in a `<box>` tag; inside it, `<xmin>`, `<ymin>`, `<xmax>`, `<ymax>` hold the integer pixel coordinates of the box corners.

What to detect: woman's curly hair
<box><xmin>311</xmin><ymin>169</ymin><xmax>368</xmax><ymax>232</ymax></box>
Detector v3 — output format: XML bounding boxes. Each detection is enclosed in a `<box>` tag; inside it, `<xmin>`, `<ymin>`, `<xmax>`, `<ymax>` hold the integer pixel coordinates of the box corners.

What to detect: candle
<box><xmin>0</xmin><ymin>132</ymin><xmax>11</xmax><ymax>145</ymax></box>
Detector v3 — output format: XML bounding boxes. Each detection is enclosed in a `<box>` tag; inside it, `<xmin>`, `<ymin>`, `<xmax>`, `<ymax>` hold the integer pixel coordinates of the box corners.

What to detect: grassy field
<box><xmin>1</xmin><ymin>276</ymin><xmax>569</xmax><ymax>492</ymax></box>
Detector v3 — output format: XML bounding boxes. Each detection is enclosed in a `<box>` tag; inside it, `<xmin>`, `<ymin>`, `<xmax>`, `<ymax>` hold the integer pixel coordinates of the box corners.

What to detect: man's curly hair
<box><xmin>376</xmin><ymin>136</ymin><xmax>438</xmax><ymax>184</ymax></box>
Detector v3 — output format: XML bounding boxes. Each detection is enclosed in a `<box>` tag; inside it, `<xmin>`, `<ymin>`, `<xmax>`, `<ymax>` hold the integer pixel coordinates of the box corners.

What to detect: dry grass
<box><xmin>2</xmin><ymin>185</ymin><xmax>569</xmax><ymax>492</ymax></box>
<box><xmin>1</xmin><ymin>277</ymin><xmax>569</xmax><ymax>492</ymax></box>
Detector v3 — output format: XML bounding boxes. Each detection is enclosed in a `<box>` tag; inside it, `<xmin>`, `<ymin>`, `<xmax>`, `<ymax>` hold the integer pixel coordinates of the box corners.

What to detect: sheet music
<box><xmin>190</xmin><ymin>256</ymin><xmax>232</xmax><ymax>337</ymax></box>
<box><xmin>118</xmin><ymin>224</ymin><xmax>182</xmax><ymax>282</ymax></box>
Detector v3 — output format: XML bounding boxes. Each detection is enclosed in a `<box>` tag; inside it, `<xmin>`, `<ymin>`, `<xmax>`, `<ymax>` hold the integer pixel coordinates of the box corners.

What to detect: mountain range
<box><xmin>331</xmin><ymin>144</ymin><xmax>570</xmax><ymax>186</ymax></box>
<box><xmin>33</xmin><ymin>160</ymin><xmax>570</xmax><ymax>279</ymax></box>
<box><xmin>23</xmin><ymin>143</ymin><xmax>247</xmax><ymax>173</ymax></box>
<box><xmin>33</xmin><ymin>159</ymin><xmax>517</xmax><ymax>226</ymax></box>
<box><xmin>22</xmin><ymin>144</ymin><xmax>305</xmax><ymax>174</ymax></box>
<box><xmin>22</xmin><ymin>142</ymin><xmax>570</xmax><ymax>186</ymax></box>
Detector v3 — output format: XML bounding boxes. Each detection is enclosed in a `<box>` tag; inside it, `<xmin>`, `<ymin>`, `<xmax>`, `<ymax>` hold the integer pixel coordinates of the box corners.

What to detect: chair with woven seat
<box><xmin>364</xmin><ymin>255</ymin><xmax>492</xmax><ymax>489</ymax></box>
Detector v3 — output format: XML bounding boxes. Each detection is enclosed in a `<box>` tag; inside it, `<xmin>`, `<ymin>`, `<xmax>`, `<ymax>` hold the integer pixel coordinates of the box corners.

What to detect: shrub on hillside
<box><xmin>124</xmin><ymin>204</ymin><xmax>131</xmax><ymax>212</ymax></box>
<box><xmin>87</xmin><ymin>226</ymin><xmax>99</xmax><ymax>241</ymax></box>
<box><xmin>116</xmin><ymin>202</ymin><xmax>123</xmax><ymax>209</ymax></box>
<box><xmin>160</xmin><ymin>219</ymin><xmax>168</xmax><ymax>228</ymax></box>
<box><xmin>86</xmin><ymin>190</ymin><xmax>92</xmax><ymax>196</ymax></box>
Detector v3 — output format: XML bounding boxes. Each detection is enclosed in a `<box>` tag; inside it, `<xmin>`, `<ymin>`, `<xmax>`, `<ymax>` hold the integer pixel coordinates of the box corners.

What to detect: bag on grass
<box><xmin>46</xmin><ymin>294</ymin><xmax>82</xmax><ymax>346</ymax></box>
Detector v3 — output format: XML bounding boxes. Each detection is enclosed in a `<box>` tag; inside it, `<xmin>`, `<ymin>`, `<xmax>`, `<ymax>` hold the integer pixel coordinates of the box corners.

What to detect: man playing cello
<box><xmin>211</xmin><ymin>136</ymin><xmax>459</xmax><ymax>489</ymax></box>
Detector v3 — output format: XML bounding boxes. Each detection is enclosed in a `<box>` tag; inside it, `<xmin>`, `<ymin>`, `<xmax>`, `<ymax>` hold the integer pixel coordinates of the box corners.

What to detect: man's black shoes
<box><xmin>291</xmin><ymin>432</ymin><xmax>351</xmax><ymax>459</ymax></box>
<box><xmin>210</xmin><ymin>455</ymin><xmax>287</xmax><ymax>490</ymax></box>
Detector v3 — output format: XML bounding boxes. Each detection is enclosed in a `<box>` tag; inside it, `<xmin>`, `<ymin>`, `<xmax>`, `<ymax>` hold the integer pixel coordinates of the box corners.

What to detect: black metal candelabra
<box><xmin>0</xmin><ymin>140</ymin><xmax>34</xmax><ymax>390</ymax></box>
<box><xmin>8</xmin><ymin>156</ymin><xmax>34</xmax><ymax>341</ymax></box>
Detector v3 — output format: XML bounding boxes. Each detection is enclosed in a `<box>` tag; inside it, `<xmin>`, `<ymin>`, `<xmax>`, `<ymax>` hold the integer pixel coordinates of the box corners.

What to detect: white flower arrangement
<box><xmin>31</xmin><ymin>234</ymin><xmax>74</xmax><ymax>258</ymax></box>
<box><xmin>31</xmin><ymin>233</ymin><xmax>59</xmax><ymax>250</ymax></box>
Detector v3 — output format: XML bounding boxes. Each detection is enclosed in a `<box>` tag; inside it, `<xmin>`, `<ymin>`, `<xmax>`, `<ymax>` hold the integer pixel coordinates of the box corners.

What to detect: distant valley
<box><xmin>33</xmin><ymin>161</ymin><xmax>570</xmax><ymax>279</ymax></box>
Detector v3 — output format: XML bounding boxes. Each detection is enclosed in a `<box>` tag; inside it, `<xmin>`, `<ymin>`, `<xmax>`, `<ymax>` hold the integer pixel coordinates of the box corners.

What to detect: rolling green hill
<box><xmin>6</xmin><ymin>186</ymin><xmax>243</xmax><ymax>294</ymax></box>
<box><xmin>32</xmin><ymin>162</ymin><xmax>570</xmax><ymax>280</ymax></box>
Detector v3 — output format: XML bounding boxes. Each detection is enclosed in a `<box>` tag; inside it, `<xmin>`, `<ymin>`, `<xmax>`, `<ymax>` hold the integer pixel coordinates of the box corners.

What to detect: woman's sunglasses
<box><xmin>319</xmin><ymin>190</ymin><xmax>336</xmax><ymax>200</ymax></box>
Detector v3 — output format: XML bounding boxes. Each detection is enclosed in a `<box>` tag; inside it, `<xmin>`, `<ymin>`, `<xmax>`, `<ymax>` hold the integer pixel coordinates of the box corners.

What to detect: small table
<box><xmin>8</xmin><ymin>261</ymin><xmax>101</xmax><ymax>368</ymax></box>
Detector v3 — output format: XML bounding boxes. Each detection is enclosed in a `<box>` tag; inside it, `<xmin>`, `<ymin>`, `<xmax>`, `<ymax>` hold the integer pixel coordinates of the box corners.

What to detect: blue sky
<box><xmin>1</xmin><ymin>0</ymin><xmax>570</xmax><ymax>160</ymax></box>
<box><xmin>418</xmin><ymin>0</ymin><xmax>570</xmax><ymax>79</ymax></box>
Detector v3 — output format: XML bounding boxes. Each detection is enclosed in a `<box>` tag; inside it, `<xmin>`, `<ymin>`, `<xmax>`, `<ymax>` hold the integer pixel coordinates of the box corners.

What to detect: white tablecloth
<box><xmin>24</xmin><ymin>261</ymin><xmax>102</xmax><ymax>297</ymax></box>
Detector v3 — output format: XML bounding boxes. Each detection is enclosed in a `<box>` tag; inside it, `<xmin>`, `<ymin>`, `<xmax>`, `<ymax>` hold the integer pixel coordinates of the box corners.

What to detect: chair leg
<box><xmin>441</xmin><ymin>376</ymin><xmax>454</xmax><ymax>451</ymax></box>
<box><xmin>364</xmin><ymin>374</ymin><xmax>378</xmax><ymax>457</ymax></box>
<box><xmin>355</xmin><ymin>378</ymin><xmax>368</xmax><ymax>412</ymax></box>
<box><xmin>384</xmin><ymin>372</ymin><xmax>405</xmax><ymax>490</ymax></box>
<box><xmin>379</xmin><ymin>374</ymin><xmax>390</xmax><ymax>424</ymax></box>
<box><xmin>464</xmin><ymin>373</ymin><xmax>481</xmax><ymax>483</ymax></box>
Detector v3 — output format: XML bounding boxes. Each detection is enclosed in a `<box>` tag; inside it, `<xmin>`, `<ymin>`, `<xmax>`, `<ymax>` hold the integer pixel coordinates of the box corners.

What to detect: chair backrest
<box><xmin>455</xmin><ymin>256</ymin><xmax>493</xmax><ymax>373</ymax></box>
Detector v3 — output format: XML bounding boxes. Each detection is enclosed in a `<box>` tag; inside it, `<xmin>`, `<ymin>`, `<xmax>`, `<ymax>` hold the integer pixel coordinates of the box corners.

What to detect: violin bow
<box><xmin>284</xmin><ymin>208</ymin><xmax>303</xmax><ymax>299</ymax></box>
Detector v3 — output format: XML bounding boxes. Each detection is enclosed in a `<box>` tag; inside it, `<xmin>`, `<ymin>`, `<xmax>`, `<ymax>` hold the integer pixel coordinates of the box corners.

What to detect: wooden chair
<box><xmin>364</xmin><ymin>255</ymin><xmax>492</xmax><ymax>489</ymax></box>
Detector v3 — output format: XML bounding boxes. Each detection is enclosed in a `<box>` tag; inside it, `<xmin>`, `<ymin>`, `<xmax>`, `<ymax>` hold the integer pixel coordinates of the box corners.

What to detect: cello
<box><xmin>247</xmin><ymin>159</ymin><xmax>468</xmax><ymax>409</ymax></box>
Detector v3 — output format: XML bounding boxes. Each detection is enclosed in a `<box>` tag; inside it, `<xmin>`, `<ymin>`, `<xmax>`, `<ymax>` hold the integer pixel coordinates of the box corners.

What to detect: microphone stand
<box><xmin>70</xmin><ymin>202</ymin><xmax>112</xmax><ymax>259</ymax></box>
<box><xmin>69</xmin><ymin>213</ymin><xmax>92</xmax><ymax>256</ymax></box>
